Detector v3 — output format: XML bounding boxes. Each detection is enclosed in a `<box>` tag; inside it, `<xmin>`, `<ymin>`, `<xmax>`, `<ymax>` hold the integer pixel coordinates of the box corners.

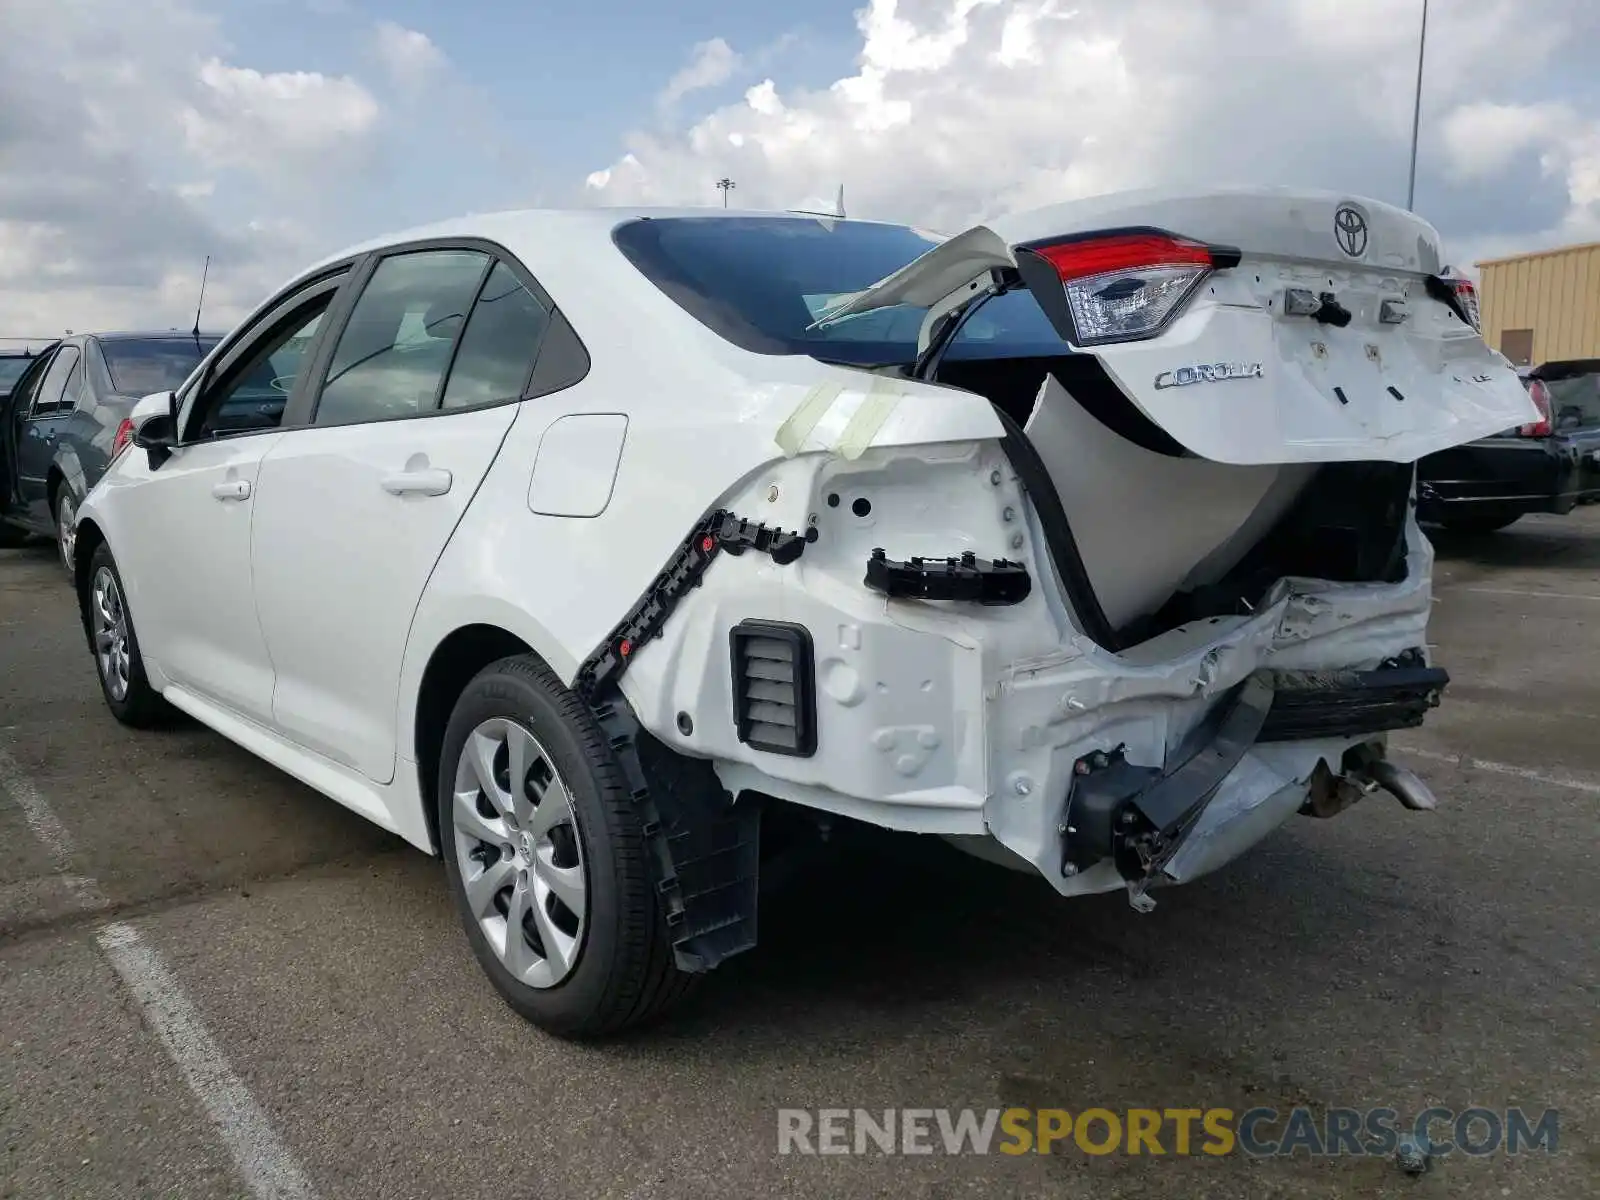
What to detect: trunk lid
<box><xmin>821</xmin><ymin>186</ymin><xmax>1538</xmax><ymax>466</ymax></box>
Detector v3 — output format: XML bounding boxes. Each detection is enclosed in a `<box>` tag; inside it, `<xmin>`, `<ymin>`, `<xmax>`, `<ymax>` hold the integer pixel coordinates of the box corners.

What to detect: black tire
<box><xmin>0</xmin><ymin>523</ymin><xmax>29</xmax><ymax>549</ymax></box>
<box><xmin>1439</xmin><ymin>511</ymin><xmax>1522</xmax><ymax>534</ymax></box>
<box><xmin>84</xmin><ymin>542</ymin><xmax>170</xmax><ymax>728</ymax></box>
<box><xmin>437</xmin><ymin>654</ymin><xmax>697</xmax><ymax>1038</ymax></box>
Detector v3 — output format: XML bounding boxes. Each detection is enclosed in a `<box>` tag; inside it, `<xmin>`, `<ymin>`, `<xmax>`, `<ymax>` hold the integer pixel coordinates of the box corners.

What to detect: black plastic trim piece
<box><xmin>987</xmin><ymin>402</ymin><xmax>1122</xmax><ymax>651</ymax></box>
<box><xmin>589</xmin><ymin>692</ymin><xmax>759</xmax><ymax>973</ymax></box>
<box><xmin>715</xmin><ymin>513</ymin><xmax>808</xmax><ymax>565</ymax></box>
<box><xmin>864</xmin><ymin>548</ymin><xmax>1032</xmax><ymax>605</ymax></box>
<box><xmin>1060</xmin><ymin>675</ymin><xmax>1274</xmax><ymax>880</ymax></box>
<box><xmin>1257</xmin><ymin>664</ymin><xmax>1448</xmax><ymax>743</ymax></box>
<box><xmin>573</xmin><ymin>508</ymin><xmax>810</xmax><ymax>701</ymax></box>
<box><xmin>729</xmin><ymin>620</ymin><xmax>818</xmax><ymax>757</ymax></box>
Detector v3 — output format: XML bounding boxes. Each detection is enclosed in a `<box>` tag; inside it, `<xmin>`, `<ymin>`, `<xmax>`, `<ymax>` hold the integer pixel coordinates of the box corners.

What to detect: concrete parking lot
<box><xmin>2</xmin><ymin>514</ymin><xmax>1596</xmax><ymax>1199</ymax></box>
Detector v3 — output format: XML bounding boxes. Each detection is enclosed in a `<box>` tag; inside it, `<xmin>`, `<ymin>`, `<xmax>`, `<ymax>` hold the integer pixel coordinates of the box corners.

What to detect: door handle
<box><xmin>212</xmin><ymin>479</ymin><xmax>251</xmax><ymax>501</ymax></box>
<box><xmin>381</xmin><ymin>467</ymin><xmax>453</xmax><ymax>497</ymax></box>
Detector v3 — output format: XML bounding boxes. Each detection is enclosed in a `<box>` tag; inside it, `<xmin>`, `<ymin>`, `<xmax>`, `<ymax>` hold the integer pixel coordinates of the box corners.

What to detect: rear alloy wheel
<box><xmin>86</xmin><ymin>542</ymin><xmax>168</xmax><ymax>727</ymax></box>
<box><xmin>451</xmin><ymin>718</ymin><xmax>588</xmax><ymax>990</ymax></box>
<box><xmin>437</xmin><ymin>654</ymin><xmax>696</xmax><ymax>1037</ymax></box>
<box><xmin>55</xmin><ymin>490</ymin><xmax>78</xmax><ymax>574</ymax></box>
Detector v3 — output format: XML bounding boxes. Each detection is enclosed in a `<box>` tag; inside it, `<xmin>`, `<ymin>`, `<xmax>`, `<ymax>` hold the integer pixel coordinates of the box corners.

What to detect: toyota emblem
<box><xmin>1334</xmin><ymin>206</ymin><xmax>1369</xmax><ymax>258</ymax></box>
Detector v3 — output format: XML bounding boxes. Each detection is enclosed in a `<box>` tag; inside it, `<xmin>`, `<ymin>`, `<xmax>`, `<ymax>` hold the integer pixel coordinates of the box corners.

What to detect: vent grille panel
<box><xmin>729</xmin><ymin>621</ymin><xmax>816</xmax><ymax>757</ymax></box>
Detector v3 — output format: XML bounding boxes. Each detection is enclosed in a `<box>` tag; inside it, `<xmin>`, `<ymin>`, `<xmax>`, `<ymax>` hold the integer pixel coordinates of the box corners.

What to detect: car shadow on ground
<box><xmin>1425</xmin><ymin>510</ymin><xmax>1600</xmax><ymax>569</ymax></box>
<box><xmin>627</xmin><ymin>817</ymin><xmax>1413</xmax><ymax>1056</ymax></box>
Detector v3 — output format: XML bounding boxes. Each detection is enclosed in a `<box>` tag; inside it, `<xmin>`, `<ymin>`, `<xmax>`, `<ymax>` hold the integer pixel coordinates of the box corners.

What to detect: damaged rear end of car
<box><xmin>599</xmin><ymin>187</ymin><xmax>1535</xmax><ymax>935</ymax></box>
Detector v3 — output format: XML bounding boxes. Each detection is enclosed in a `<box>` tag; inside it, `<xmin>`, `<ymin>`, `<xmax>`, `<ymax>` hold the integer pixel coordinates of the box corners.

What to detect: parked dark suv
<box><xmin>1416</xmin><ymin>359</ymin><xmax>1600</xmax><ymax>533</ymax></box>
<box><xmin>1</xmin><ymin>331</ymin><xmax>220</xmax><ymax>565</ymax></box>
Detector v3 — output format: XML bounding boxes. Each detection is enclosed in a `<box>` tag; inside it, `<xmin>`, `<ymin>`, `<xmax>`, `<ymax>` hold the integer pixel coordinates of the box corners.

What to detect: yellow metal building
<box><xmin>1476</xmin><ymin>241</ymin><xmax>1600</xmax><ymax>367</ymax></box>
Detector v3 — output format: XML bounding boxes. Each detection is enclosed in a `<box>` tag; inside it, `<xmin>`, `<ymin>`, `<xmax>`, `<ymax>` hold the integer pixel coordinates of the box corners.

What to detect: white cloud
<box><xmin>372</xmin><ymin>21</ymin><xmax>446</xmax><ymax>87</ymax></box>
<box><xmin>660</xmin><ymin>38</ymin><xmax>741</xmax><ymax>108</ymax></box>
<box><xmin>587</xmin><ymin>0</ymin><xmax>1600</xmax><ymax>262</ymax></box>
<box><xmin>1439</xmin><ymin>102</ymin><xmax>1572</xmax><ymax>180</ymax></box>
<box><xmin>182</xmin><ymin>59</ymin><xmax>380</xmax><ymax>169</ymax></box>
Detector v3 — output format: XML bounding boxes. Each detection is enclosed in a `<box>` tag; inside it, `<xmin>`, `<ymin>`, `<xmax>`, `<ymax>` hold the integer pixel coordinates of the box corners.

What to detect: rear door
<box><xmin>248</xmin><ymin>244</ymin><xmax>552</xmax><ymax>784</ymax></box>
<box><xmin>825</xmin><ymin>187</ymin><xmax>1537</xmax><ymax>465</ymax></box>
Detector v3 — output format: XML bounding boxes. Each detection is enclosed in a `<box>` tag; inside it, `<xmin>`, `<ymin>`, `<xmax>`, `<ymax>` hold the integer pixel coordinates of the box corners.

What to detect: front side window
<box><xmin>197</xmin><ymin>302</ymin><xmax>331</xmax><ymax>438</ymax></box>
<box><xmin>315</xmin><ymin>249</ymin><xmax>489</xmax><ymax>426</ymax></box>
<box><xmin>441</xmin><ymin>262</ymin><xmax>550</xmax><ymax>410</ymax></box>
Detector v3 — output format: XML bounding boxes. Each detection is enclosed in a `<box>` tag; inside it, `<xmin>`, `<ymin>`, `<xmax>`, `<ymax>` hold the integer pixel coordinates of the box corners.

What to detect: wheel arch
<box><xmin>45</xmin><ymin>463</ymin><xmax>66</xmax><ymax>513</ymax></box>
<box><xmin>411</xmin><ymin>623</ymin><xmax>535</xmax><ymax>854</ymax></box>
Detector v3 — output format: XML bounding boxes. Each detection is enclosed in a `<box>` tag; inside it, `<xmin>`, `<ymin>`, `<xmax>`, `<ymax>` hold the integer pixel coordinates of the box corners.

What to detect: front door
<box><xmin>249</xmin><ymin>248</ymin><xmax>552</xmax><ymax>783</ymax></box>
<box><xmin>113</xmin><ymin>285</ymin><xmax>342</xmax><ymax>722</ymax></box>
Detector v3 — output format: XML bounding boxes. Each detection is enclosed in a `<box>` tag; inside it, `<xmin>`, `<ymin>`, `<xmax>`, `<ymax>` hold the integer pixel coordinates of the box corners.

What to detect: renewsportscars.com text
<box><xmin>776</xmin><ymin>1107</ymin><xmax>1560</xmax><ymax>1158</ymax></box>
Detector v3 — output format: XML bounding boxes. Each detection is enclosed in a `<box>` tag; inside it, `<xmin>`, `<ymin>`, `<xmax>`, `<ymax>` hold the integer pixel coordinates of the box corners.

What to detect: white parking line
<box><xmin>0</xmin><ymin>744</ymin><xmax>319</xmax><ymax>1200</ymax></box>
<box><xmin>1397</xmin><ymin>744</ymin><xmax>1600</xmax><ymax>797</ymax></box>
<box><xmin>97</xmin><ymin>923</ymin><xmax>317</xmax><ymax>1200</ymax></box>
<box><xmin>0</xmin><ymin>744</ymin><xmax>82</xmax><ymax>868</ymax></box>
<box><xmin>1446</xmin><ymin>585</ymin><xmax>1600</xmax><ymax>602</ymax></box>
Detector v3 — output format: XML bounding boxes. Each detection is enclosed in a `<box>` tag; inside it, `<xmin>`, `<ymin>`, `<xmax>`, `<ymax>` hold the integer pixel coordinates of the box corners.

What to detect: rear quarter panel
<box><xmin>392</xmin><ymin>291</ymin><xmax>1003</xmax><ymax>766</ymax></box>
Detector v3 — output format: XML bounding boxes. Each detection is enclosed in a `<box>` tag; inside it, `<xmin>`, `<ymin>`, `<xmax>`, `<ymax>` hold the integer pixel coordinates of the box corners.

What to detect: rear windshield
<box><xmin>101</xmin><ymin>337</ymin><xmax>220</xmax><ymax>395</ymax></box>
<box><xmin>611</xmin><ymin>215</ymin><xmax>1070</xmax><ymax>366</ymax></box>
<box><xmin>1543</xmin><ymin>368</ymin><xmax>1600</xmax><ymax>431</ymax></box>
<box><xmin>0</xmin><ymin>356</ymin><xmax>32</xmax><ymax>391</ymax></box>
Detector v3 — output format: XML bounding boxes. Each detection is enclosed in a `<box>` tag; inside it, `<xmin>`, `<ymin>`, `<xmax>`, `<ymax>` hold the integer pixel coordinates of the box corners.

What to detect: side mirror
<box><xmin>130</xmin><ymin>391</ymin><xmax>179</xmax><ymax>467</ymax></box>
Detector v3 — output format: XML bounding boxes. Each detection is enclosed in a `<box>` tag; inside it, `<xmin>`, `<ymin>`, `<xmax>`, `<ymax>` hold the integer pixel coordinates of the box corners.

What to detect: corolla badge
<box><xmin>1153</xmin><ymin>361</ymin><xmax>1265</xmax><ymax>390</ymax></box>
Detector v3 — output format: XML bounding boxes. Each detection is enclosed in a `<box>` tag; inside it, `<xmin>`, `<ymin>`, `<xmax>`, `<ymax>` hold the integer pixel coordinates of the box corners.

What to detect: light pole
<box><xmin>1406</xmin><ymin>0</ymin><xmax>1429</xmax><ymax>211</ymax></box>
<box><xmin>715</xmin><ymin>177</ymin><xmax>736</xmax><ymax>207</ymax></box>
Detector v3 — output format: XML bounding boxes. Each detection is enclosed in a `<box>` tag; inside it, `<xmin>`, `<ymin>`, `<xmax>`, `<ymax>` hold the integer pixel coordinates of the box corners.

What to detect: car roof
<box><xmin>88</xmin><ymin>330</ymin><xmax>226</xmax><ymax>342</ymax></box>
<box><xmin>299</xmin><ymin>206</ymin><xmax>917</xmax><ymax>282</ymax></box>
<box><xmin>269</xmin><ymin>207</ymin><xmax>927</xmax><ymax>378</ymax></box>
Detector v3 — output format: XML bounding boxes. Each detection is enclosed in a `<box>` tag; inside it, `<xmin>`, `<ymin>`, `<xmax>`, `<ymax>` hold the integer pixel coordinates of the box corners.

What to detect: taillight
<box><xmin>1450</xmin><ymin>277</ymin><xmax>1481</xmax><ymax>332</ymax></box>
<box><xmin>111</xmin><ymin>418</ymin><xmax>135</xmax><ymax>458</ymax></box>
<box><xmin>1022</xmin><ymin>230</ymin><xmax>1231</xmax><ymax>346</ymax></box>
<box><xmin>1519</xmin><ymin>379</ymin><xmax>1553</xmax><ymax>437</ymax></box>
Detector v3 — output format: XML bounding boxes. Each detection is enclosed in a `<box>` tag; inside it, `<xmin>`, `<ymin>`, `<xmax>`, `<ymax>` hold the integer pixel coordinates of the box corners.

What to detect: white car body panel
<box><xmin>95</xmin><ymin>434</ymin><xmax>284</xmax><ymax>722</ymax></box>
<box><xmin>250</xmin><ymin>404</ymin><xmax>521</xmax><ymax>785</ymax></box>
<box><xmin>74</xmin><ymin>190</ymin><xmax>1512</xmax><ymax>912</ymax></box>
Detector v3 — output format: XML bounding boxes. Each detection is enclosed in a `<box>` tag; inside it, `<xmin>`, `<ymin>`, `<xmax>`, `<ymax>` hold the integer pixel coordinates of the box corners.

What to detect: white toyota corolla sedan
<box><xmin>72</xmin><ymin>187</ymin><xmax>1534</xmax><ymax>1036</ymax></box>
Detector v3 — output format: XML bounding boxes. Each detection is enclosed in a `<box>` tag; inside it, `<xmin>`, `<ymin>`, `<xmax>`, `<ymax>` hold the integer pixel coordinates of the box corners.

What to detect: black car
<box><xmin>1</xmin><ymin>331</ymin><xmax>221</xmax><ymax>565</ymax></box>
<box><xmin>1416</xmin><ymin>359</ymin><xmax>1600</xmax><ymax>533</ymax></box>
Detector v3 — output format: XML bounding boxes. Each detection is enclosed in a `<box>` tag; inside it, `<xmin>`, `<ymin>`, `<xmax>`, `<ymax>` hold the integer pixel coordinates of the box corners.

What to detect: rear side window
<box><xmin>611</xmin><ymin>215</ymin><xmax>1069</xmax><ymax>366</ymax></box>
<box><xmin>441</xmin><ymin>262</ymin><xmax>550</xmax><ymax>410</ymax></box>
<box><xmin>30</xmin><ymin>346</ymin><xmax>81</xmax><ymax>415</ymax></box>
<box><xmin>315</xmin><ymin>249</ymin><xmax>489</xmax><ymax>426</ymax></box>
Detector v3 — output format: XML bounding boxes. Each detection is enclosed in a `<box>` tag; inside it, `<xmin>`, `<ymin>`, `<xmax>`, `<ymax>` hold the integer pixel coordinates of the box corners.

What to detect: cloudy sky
<box><xmin>3</xmin><ymin>0</ymin><xmax>1599</xmax><ymax>334</ymax></box>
